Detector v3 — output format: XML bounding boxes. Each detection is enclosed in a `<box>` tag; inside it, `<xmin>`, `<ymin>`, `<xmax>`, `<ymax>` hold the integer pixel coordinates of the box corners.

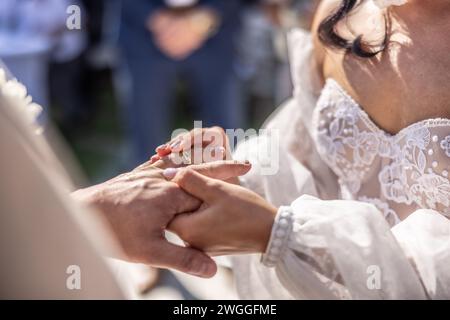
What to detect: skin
<box><xmin>153</xmin><ymin>128</ymin><xmax>278</xmax><ymax>254</ymax></box>
<box><xmin>167</xmin><ymin>167</ymin><xmax>278</xmax><ymax>255</ymax></box>
<box><xmin>71</xmin><ymin>160</ymin><xmax>251</xmax><ymax>278</ymax></box>
<box><xmin>151</xmin><ymin>0</ymin><xmax>450</xmax><ymax>253</ymax></box>
<box><xmin>314</xmin><ymin>0</ymin><xmax>450</xmax><ymax>135</ymax></box>
<box><xmin>147</xmin><ymin>7</ymin><xmax>218</xmax><ymax>60</ymax></box>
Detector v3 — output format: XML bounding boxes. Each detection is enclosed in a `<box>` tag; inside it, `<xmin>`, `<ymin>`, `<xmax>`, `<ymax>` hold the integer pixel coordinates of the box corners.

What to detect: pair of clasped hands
<box><xmin>73</xmin><ymin>127</ymin><xmax>277</xmax><ymax>278</ymax></box>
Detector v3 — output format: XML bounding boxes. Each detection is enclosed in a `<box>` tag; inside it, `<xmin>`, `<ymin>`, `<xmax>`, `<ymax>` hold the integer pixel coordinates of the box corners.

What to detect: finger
<box><xmin>150</xmin><ymin>154</ymin><xmax>160</xmax><ymax>164</ymax></box>
<box><xmin>134</xmin><ymin>160</ymin><xmax>153</xmax><ymax>171</ymax></box>
<box><xmin>202</xmin><ymin>126</ymin><xmax>228</xmax><ymax>152</ymax></box>
<box><xmin>190</xmin><ymin>160</ymin><xmax>251</xmax><ymax>181</ymax></box>
<box><xmin>155</xmin><ymin>144</ymin><xmax>171</xmax><ymax>157</ymax></box>
<box><xmin>201</xmin><ymin>145</ymin><xmax>226</xmax><ymax>163</ymax></box>
<box><xmin>168</xmin><ymin>184</ymin><xmax>203</xmax><ymax>214</ymax></box>
<box><xmin>155</xmin><ymin>241</ymin><xmax>217</xmax><ymax>278</ymax></box>
<box><xmin>167</xmin><ymin>211</ymin><xmax>199</xmax><ymax>238</ymax></box>
<box><xmin>152</xmin><ymin>156</ymin><xmax>181</xmax><ymax>170</ymax></box>
<box><xmin>170</xmin><ymin>168</ymin><xmax>221</xmax><ymax>202</ymax></box>
<box><xmin>169</xmin><ymin>145</ymin><xmax>225</xmax><ymax>166</ymax></box>
<box><xmin>156</xmin><ymin>149</ymin><xmax>171</xmax><ymax>157</ymax></box>
<box><xmin>169</xmin><ymin>129</ymin><xmax>201</xmax><ymax>152</ymax></box>
<box><xmin>170</xmin><ymin>127</ymin><xmax>225</xmax><ymax>153</ymax></box>
<box><xmin>162</xmin><ymin>159</ymin><xmax>251</xmax><ymax>180</ymax></box>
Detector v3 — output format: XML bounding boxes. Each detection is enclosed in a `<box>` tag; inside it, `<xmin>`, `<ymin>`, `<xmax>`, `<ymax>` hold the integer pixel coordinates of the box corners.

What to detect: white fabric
<box><xmin>314</xmin><ymin>79</ymin><xmax>450</xmax><ymax>224</ymax></box>
<box><xmin>373</xmin><ymin>0</ymin><xmax>408</xmax><ymax>9</ymax></box>
<box><xmin>0</xmin><ymin>68</ymin><xmax>125</xmax><ymax>299</ymax></box>
<box><xmin>232</xmin><ymin>29</ymin><xmax>450</xmax><ymax>300</ymax></box>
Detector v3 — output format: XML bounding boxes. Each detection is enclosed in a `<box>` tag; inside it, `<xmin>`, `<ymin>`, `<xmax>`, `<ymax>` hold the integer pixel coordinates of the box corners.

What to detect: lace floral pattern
<box><xmin>313</xmin><ymin>79</ymin><xmax>450</xmax><ymax>223</ymax></box>
<box><xmin>441</xmin><ymin>136</ymin><xmax>450</xmax><ymax>157</ymax></box>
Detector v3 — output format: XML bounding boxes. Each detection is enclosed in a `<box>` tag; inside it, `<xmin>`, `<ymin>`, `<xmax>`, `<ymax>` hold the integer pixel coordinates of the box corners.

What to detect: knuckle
<box><xmin>211</xmin><ymin>126</ymin><xmax>225</xmax><ymax>135</ymax></box>
<box><xmin>134</xmin><ymin>178</ymin><xmax>151</xmax><ymax>190</ymax></box>
<box><xmin>173</xmin><ymin>191</ymin><xmax>201</xmax><ymax>213</ymax></box>
<box><xmin>176</xmin><ymin>168</ymin><xmax>194</xmax><ymax>184</ymax></box>
<box><xmin>183</xmin><ymin>132</ymin><xmax>193</xmax><ymax>141</ymax></box>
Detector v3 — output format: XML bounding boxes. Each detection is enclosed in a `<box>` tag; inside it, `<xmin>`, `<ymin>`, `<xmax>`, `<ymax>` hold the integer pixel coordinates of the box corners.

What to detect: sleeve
<box><xmin>0</xmin><ymin>86</ymin><xmax>125</xmax><ymax>299</ymax></box>
<box><xmin>261</xmin><ymin>195</ymin><xmax>450</xmax><ymax>299</ymax></box>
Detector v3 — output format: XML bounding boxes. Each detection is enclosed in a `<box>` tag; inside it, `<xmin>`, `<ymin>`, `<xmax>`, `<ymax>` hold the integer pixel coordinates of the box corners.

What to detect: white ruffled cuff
<box><xmin>261</xmin><ymin>206</ymin><xmax>294</xmax><ymax>267</ymax></box>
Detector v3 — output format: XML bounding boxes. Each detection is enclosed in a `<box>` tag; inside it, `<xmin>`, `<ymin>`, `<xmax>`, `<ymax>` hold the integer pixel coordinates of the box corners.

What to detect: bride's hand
<box><xmin>150</xmin><ymin>127</ymin><xmax>231</xmax><ymax>167</ymax></box>
<box><xmin>164</xmin><ymin>167</ymin><xmax>277</xmax><ymax>256</ymax></box>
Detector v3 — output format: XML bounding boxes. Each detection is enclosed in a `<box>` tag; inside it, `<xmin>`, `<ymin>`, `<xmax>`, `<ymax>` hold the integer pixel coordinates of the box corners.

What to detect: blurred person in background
<box><xmin>120</xmin><ymin>0</ymin><xmax>255</xmax><ymax>166</ymax></box>
<box><xmin>47</xmin><ymin>0</ymin><xmax>88</xmax><ymax>132</ymax></box>
<box><xmin>237</xmin><ymin>0</ymin><xmax>320</xmax><ymax>127</ymax></box>
<box><xmin>264</xmin><ymin>0</ymin><xmax>320</xmax><ymax>104</ymax></box>
<box><xmin>236</xmin><ymin>1</ymin><xmax>276</xmax><ymax>128</ymax></box>
<box><xmin>0</xmin><ymin>0</ymin><xmax>86</xmax><ymax>126</ymax></box>
<box><xmin>263</xmin><ymin>0</ymin><xmax>320</xmax><ymax>103</ymax></box>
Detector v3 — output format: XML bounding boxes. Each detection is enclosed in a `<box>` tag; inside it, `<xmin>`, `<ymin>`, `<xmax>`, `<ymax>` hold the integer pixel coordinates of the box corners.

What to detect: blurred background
<box><xmin>0</xmin><ymin>0</ymin><xmax>319</xmax><ymax>186</ymax></box>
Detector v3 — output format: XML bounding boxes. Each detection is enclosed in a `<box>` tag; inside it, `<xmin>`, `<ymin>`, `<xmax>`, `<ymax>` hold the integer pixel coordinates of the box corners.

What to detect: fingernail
<box><xmin>163</xmin><ymin>167</ymin><xmax>178</xmax><ymax>179</ymax></box>
<box><xmin>202</xmin><ymin>262</ymin><xmax>216</xmax><ymax>277</ymax></box>
<box><xmin>191</xmin><ymin>262</ymin><xmax>216</xmax><ymax>278</ymax></box>
<box><xmin>169</xmin><ymin>140</ymin><xmax>182</xmax><ymax>151</ymax></box>
<box><xmin>235</xmin><ymin>160</ymin><xmax>251</xmax><ymax>165</ymax></box>
<box><xmin>155</xmin><ymin>144</ymin><xmax>167</xmax><ymax>152</ymax></box>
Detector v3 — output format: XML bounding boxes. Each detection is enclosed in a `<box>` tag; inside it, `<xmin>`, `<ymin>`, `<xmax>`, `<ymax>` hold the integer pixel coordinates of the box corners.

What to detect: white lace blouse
<box><xmin>315</xmin><ymin>79</ymin><xmax>450</xmax><ymax>225</ymax></box>
<box><xmin>232</xmin><ymin>29</ymin><xmax>450</xmax><ymax>299</ymax></box>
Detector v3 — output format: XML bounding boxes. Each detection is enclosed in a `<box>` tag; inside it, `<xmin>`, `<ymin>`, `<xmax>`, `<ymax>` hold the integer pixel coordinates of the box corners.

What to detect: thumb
<box><xmin>190</xmin><ymin>160</ymin><xmax>251</xmax><ymax>181</ymax></box>
<box><xmin>165</xmin><ymin>168</ymin><xmax>222</xmax><ymax>202</ymax></box>
<box><xmin>155</xmin><ymin>241</ymin><xmax>217</xmax><ymax>278</ymax></box>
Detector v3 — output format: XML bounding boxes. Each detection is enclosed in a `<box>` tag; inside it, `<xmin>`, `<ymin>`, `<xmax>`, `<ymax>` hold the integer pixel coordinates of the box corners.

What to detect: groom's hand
<box><xmin>72</xmin><ymin>160</ymin><xmax>251</xmax><ymax>278</ymax></box>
